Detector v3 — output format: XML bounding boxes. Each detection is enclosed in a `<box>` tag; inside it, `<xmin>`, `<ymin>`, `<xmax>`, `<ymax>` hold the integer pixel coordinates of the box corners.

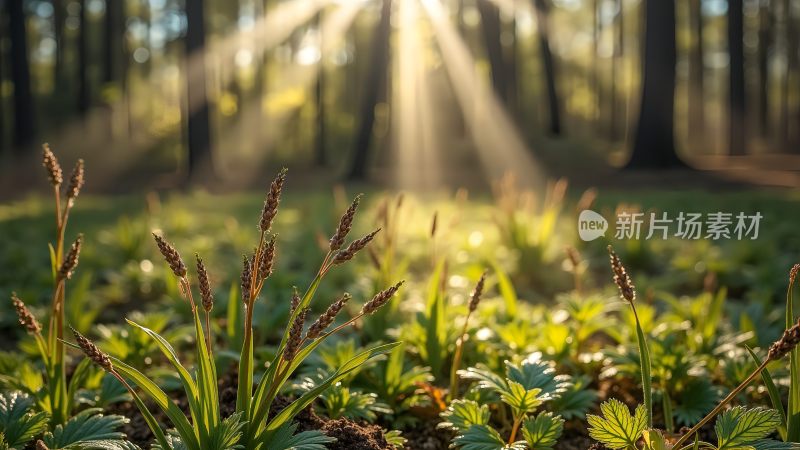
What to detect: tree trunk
<box><xmin>626</xmin><ymin>0</ymin><xmax>683</xmax><ymax>168</ymax></box>
<box><xmin>77</xmin><ymin>0</ymin><xmax>90</xmax><ymax>114</ymax></box>
<box><xmin>477</xmin><ymin>0</ymin><xmax>508</xmax><ymax>104</ymax></box>
<box><xmin>104</xmin><ymin>0</ymin><xmax>125</xmax><ymax>84</ymax></box>
<box><xmin>610</xmin><ymin>0</ymin><xmax>624</xmax><ymax>140</ymax></box>
<box><xmin>315</xmin><ymin>10</ymin><xmax>326</xmax><ymax>166</ymax></box>
<box><xmin>728</xmin><ymin>0</ymin><xmax>746</xmax><ymax>155</ymax></box>
<box><xmin>688</xmin><ymin>0</ymin><xmax>704</xmax><ymax>144</ymax></box>
<box><xmin>592</xmin><ymin>0</ymin><xmax>600</xmax><ymax>128</ymax></box>
<box><xmin>53</xmin><ymin>0</ymin><xmax>66</xmax><ymax>85</ymax></box>
<box><xmin>781</xmin><ymin>0</ymin><xmax>797</xmax><ymax>146</ymax></box>
<box><xmin>186</xmin><ymin>0</ymin><xmax>214</xmax><ymax>179</ymax></box>
<box><xmin>347</xmin><ymin>0</ymin><xmax>392</xmax><ymax>180</ymax></box>
<box><xmin>7</xmin><ymin>0</ymin><xmax>36</xmax><ymax>149</ymax></box>
<box><xmin>757</xmin><ymin>0</ymin><xmax>771</xmax><ymax>136</ymax></box>
<box><xmin>533</xmin><ymin>0</ymin><xmax>561</xmax><ymax>135</ymax></box>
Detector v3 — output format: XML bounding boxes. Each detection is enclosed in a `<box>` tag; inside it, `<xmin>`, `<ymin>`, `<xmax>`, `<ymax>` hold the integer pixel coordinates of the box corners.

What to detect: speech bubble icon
<box><xmin>578</xmin><ymin>210</ymin><xmax>608</xmax><ymax>241</ymax></box>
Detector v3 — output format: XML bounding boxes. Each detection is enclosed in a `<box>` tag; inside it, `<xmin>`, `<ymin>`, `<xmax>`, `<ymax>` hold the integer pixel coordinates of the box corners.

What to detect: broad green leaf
<box><xmin>548</xmin><ymin>375</ymin><xmax>597</xmax><ymax>420</ymax></box>
<box><xmin>500</xmin><ymin>381</ymin><xmax>543</xmax><ymax>415</ymax></box>
<box><xmin>440</xmin><ymin>400</ymin><xmax>491</xmax><ymax>432</ymax></box>
<box><xmin>0</xmin><ymin>392</ymin><xmax>49</xmax><ymax>448</ymax></box>
<box><xmin>751</xmin><ymin>440</ymin><xmax>800</xmax><ymax>450</ymax></box>
<box><xmin>522</xmin><ymin>412</ymin><xmax>564</xmax><ymax>450</ymax></box>
<box><xmin>745</xmin><ymin>347</ymin><xmax>786</xmax><ymax>440</ymax></box>
<box><xmin>715</xmin><ymin>407</ymin><xmax>781</xmax><ymax>450</ymax></box>
<box><xmin>384</xmin><ymin>430</ymin><xmax>406</xmax><ymax>449</ymax></box>
<box><xmin>43</xmin><ymin>408</ymin><xmax>128</xmax><ymax>449</ymax></box>
<box><xmin>453</xmin><ymin>425</ymin><xmax>526</xmax><ymax>450</ymax></box>
<box><xmin>506</xmin><ymin>358</ymin><xmax>571</xmax><ymax>401</ymax></box>
<box><xmin>674</xmin><ymin>379</ymin><xmax>720</xmax><ymax>426</ymax></box>
<box><xmin>423</xmin><ymin>259</ymin><xmax>447</xmax><ymax>376</ymax></box>
<box><xmin>641</xmin><ymin>429</ymin><xmax>667</xmax><ymax>450</ymax></box>
<box><xmin>587</xmin><ymin>399</ymin><xmax>647</xmax><ymax>450</ymax></box>
<box><xmin>260</xmin><ymin>423</ymin><xmax>334</xmax><ymax>450</ymax></box>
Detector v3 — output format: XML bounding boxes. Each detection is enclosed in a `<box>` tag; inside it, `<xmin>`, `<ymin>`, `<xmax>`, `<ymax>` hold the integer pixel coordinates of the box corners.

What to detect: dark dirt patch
<box><xmin>402</xmin><ymin>417</ymin><xmax>453</xmax><ymax>450</ymax></box>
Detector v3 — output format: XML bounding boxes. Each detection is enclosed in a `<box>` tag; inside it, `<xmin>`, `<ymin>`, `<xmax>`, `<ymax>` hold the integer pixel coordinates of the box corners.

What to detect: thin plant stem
<box><xmin>673</xmin><ymin>358</ymin><xmax>771</xmax><ymax>449</ymax></box>
<box><xmin>449</xmin><ymin>312</ymin><xmax>472</xmax><ymax>400</ymax></box>
<box><xmin>508</xmin><ymin>414</ymin><xmax>523</xmax><ymax>444</ymax></box>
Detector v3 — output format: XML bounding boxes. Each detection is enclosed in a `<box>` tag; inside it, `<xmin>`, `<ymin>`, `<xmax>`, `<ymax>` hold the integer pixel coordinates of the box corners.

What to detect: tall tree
<box><xmin>687</xmin><ymin>0</ymin><xmax>705</xmax><ymax>144</ymax></box>
<box><xmin>781</xmin><ymin>0</ymin><xmax>797</xmax><ymax>146</ymax></box>
<box><xmin>53</xmin><ymin>0</ymin><xmax>66</xmax><ymax>85</ymax></box>
<box><xmin>728</xmin><ymin>0</ymin><xmax>746</xmax><ymax>155</ymax></box>
<box><xmin>532</xmin><ymin>0</ymin><xmax>561</xmax><ymax>135</ymax></box>
<box><xmin>610</xmin><ymin>0</ymin><xmax>624</xmax><ymax>140</ymax></box>
<box><xmin>315</xmin><ymin>9</ymin><xmax>326</xmax><ymax>166</ymax></box>
<box><xmin>626</xmin><ymin>0</ymin><xmax>683</xmax><ymax>168</ymax></box>
<box><xmin>186</xmin><ymin>0</ymin><xmax>213</xmax><ymax>178</ymax></box>
<box><xmin>757</xmin><ymin>0</ymin><xmax>771</xmax><ymax>136</ymax></box>
<box><xmin>77</xmin><ymin>0</ymin><xmax>90</xmax><ymax>114</ymax></box>
<box><xmin>348</xmin><ymin>0</ymin><xmax>392</xmax><ymax>180</ymax></box>
<box><xmin>477</xmin><ymin>0</ymin><xmax>508</xmax><ymax>104</ymax></box>
<box><xmin>7</xmin><ymin>0</ymin><xmax>36</xmax><ymax>149</ymax></box>
<box><xmin>103</xmin><ymin>0</ymin><xmax>126</xmax><ymax>84</ymax></box>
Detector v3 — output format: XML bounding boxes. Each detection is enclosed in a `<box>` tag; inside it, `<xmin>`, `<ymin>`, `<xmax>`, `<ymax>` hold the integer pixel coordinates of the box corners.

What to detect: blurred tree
<box><xmin>53</xmin><ymin>0</ymin><xmax>66</xmax><ymax>85</ymax></box>
<box><xmin>315</xmin><ymin>9</ymin><xmax>327</xmax><ymax>167</ymax></box>
<box><xmin>688</xmin><ymin>0</ymin><xmax>705</xmax><ymax>144</ymax></box>
<box><xmin>610</xmin><ymin>0</ymin><xmax>624</xmax><ymax>140</ymax></box>
<box><xmin>104</xmin><ymin>0</ymin><xmax>126</xmax><ymax>84</ymax></box>
<box><xmin>186</xmin><ymin>0</ymin><xmax>213</xmax><ymax>178</ymax></box>
<box><xmin>7</xmin><ymin>0</ymin><xmax>35</xmax><ymax>149</ymax></box>
<box><xmin>348</xmin><ymin>0</ymin><xmax>392</xmax><ymax>180</ymax></box>
<box><xmin>532</xmin><ymin>0</ymin><xmax>561</xmax><ymax>135</ymax></box>
<box><xmin>758</xmin><ymin>0</ymin><xmax>771</xmax><ymax>136</ymax></box>
<box><xmin>626</xmin><ymin>0</ymin><xmax>683</xmax><ymax>168</ymax></box>
<box><xmin>780</xmin><ymin>0</ymin><xmax>797</xmax><ymax>146</ymax></box>
<box><xmin>78</xmin><ymin>0</ymin><xmax>90</xmax><ymax>114</ymax></box>
<box><xmin>728</xmin><ymin>0</ymin><xmax>746</xmax><ymax>155</ymax></box>
<box><xmin>477</xmin><ymin>0</ymin><xmax>509</xmax><ymax>104</ymax></box>
<box><xmin>592</xmin><ymin>0</ymin><xmax>600</xmax><ymax>129</ymax></box>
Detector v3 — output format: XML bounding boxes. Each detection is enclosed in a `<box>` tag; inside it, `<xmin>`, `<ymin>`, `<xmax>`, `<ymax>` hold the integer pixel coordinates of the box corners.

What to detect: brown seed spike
<box><xmin>332</xmin><ymin>228</ymin><xmax>381</xmax><ymax>265</ymax></box>
<box><xmin>241</xmin><ymin>254</ymin><xmax>253</xmax><ymax>303</ymax></box>
<box><xmin>791</xmin><ymin>264</ymin><xmax>800</xmax><ymax>285</ymax></box>
<box><xmin>59</xmin><ymin>234</ymin><xmax>83</xmax><ymax>280</ymax></box>
<box><xmin>330</xmin><ymin>194</ymin><xmax>363</xmax><ymax>251</ymax></box>
<box><xmin>11</xmin><ymin>293</ymin><xmax>41</xmax><ymax>334</ymax></box>
<box><xmin>768</xmin><ymin>317</ymin><xmax>800</xmax><ymax>361</ymax></box>
<box><xmin>71</xmin><ymin>326</ymin><xmax>113</xmax><ymax>372</ymax></box>
<box><xmin>196</xmin><ymin>254</ymin><xmax>213</xmax><ymax>312</ymax></box>
<box><xmin>36</xmin><ymin>440</ymin><xmax>49</xmax><ymax>450</ymax></box>
<box><xmin>283</xmin><ymin>307</ymin><xmax>309</xmax><ymax>362</ymax></box>
<box><xmin>361</xmin><ymin>281</ymin><xmax>405</xmax><ymax>315</ymax></box>
<box><xmin>42</xmin><ymin>144</ymin><xmax>63</xmax><ymax>186</ymax></box>
<box><xmin>290</xmin><ymin>288</ymin><xmax>301</xmax><ymax>315</ymax></box>
<box><xmin>306</xmin><ymin>293</ymin><xmax>351</xmax><ymax>340</ymax></box>
<box><xmin>66</xmin><ymin>159</ymin><xmax>85</xmax><ymax>200</ymax></box>
<box><xmin>607</xmin><ymin>246</ymin><xmax>636</xmax><ymax>304</ymax></box>
<box><xmin>260</xmin><ymin>168</ymin><xmax>287</xmax><ymax>232</ymax></box>
<box><xmin>259</xmin><ymin>235</ymin><xmax>277</xmax><ymax>280</ymax></box>
<box><xmin>153</xmin><ymin>233</ymin><xmax>187</xmax><ymax>278</ymax></box>
<box><xmin>468</xmin><ymin>271</ymin><xmax>488</xmax><ymax>313</ymax></box>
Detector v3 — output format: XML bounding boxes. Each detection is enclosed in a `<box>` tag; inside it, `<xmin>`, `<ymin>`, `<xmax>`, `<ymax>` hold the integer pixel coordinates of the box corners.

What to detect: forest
<box><xmin>1</xmin><ymin>0</ymin><xmax>800</xmax><ymax>449</ymax></box>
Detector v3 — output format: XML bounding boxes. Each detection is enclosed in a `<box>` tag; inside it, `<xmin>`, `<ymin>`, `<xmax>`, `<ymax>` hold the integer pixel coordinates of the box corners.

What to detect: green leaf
<box><xmin>207</xmin><ymin>412</ymin><xmax>244</xmax><ymax>450</ymax></box>
<box><xmin>548</xmin><ymin>375</ymin><xmax>597</xmax><ymax>420</ymax></box>
<box><xmin>505</xmin><ymin>358</ymin><xmax>571</xmax><ymax>401</ymax></box>
<box><xmin>587</xmin><ymin>399</ymin><xmax>647</xmax><ymax>450</ymax></box>
<box><xmin>715</xmin><ymin>407</ymin><xmax>782</xmax><ymax>450</ymax></box>
<box><xmin>745</xmin><ymin>347</ymin><xmax>786</xmax><ymax>440</ymax></box>
<box><xmin>785</xmin><ymin>273</ymin><xmax>799</xmax><ymax>441</ymax></box>
<box><xmin>440</xmin><ymin>400</ymin><xmax>491</xmax><ymax>432</ymax></box>
<box><xmin>260</xmin><ymin>423</ymin><xmax>334</xmax><ymax>450</ymax></box>
<box><xmin>500</xmin><ymin>381</ymin><xmax>543</xmax><ymax>415</ymax></box>
<box><xmin>43</xmin><ymin>408</ymin><xmax>128</xmax><ymax>449</ymax></box>
<box><xmin>0</xmin><ymin>392</ymin><xmax>49</xmax><ymax>448</ymax></box>
<box><xmin>264</xmin><ymin>342</ymin><xmax>400</xmax><ymax>435</ymax></box>
<box><xmin>751</xmin><ymin>440</ymin><xmax>800</xmax><ymax>450</ymax></box>
<box><xmin>384</xmin><ymin>430</ymin><xmax>406</xmax><ymax>449</ymax></box>
<box><xmin>423</xmin><ymin>259</ymin><xmax>447</xmax><ymax>376</ymax></box>
<box><xmin>674</xmin><ymin>379</ymin><xmax>720</xmax><ymax>426</ymax></box>
<box><xmin>522</xmin><ymin>412</ymin><xmax>564</xmax><ymax>450</ymax></box>
<box><xmin>453</xmin><ymin>425</ymin><xmax>526</xmax><ymax>450</ymax></box>
<box><xmin>641</xmin><ymin>429</ymin><xmax>667</xmax><ymax>450</ymax></box>
<box><xmin>491</xmin><ymin>262</ymin><xmax>518</xmax><ymax>317</ymax></box>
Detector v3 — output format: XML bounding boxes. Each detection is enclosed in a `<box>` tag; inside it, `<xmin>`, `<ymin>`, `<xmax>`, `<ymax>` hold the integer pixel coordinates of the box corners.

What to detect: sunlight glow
<box><xmin>421</xmin><ymin>0</ymin><xmax>545</xmax><ymax>188</ymax></box>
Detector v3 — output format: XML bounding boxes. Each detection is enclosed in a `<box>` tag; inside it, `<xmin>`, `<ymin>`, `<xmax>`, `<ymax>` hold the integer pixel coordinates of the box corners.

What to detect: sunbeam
<box><xmin>421</xmin><ymin>0</ymin><xmax>545</xmax><ymax>188</ymax></box>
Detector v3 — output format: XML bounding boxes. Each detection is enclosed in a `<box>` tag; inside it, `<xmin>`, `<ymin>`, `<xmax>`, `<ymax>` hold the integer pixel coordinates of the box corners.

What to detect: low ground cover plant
<box><xmin>2</xmin><ymin>148</ymin><xmax>800</xmax><ymax>450</ymax></box>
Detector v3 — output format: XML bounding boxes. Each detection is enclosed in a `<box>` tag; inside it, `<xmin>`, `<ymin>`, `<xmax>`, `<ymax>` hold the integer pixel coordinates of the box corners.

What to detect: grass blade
<box><xmin>746</xmin><ymin>346</ymin><xmax>787</xmax><ymax>440</ymax></box>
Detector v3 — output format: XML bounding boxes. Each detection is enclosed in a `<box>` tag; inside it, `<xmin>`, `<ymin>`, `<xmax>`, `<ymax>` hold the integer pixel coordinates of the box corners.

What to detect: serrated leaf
<box><xmin>505</xmin><ymin>357</ymin><xmax>571</xmax><ymax>401</ymax></box>
<box><xmin>500</xmin><ymin>381</ymin><xmax>543</xmax><ymax>415</ymax></box>
<box><xmin>453</xmin><ymin>425</ymin><xmax>526</xmax><ymax>450</ymax></box>
<box><xmin>0</xmin><ymin>392</ymin><xmax>49</xmax><ymax>448</ymax></box>
<box><xmin>751</xmin><ymin>439</ymin><xmax>800</xmax><ymax>450</ymax></box>
<box><xmin>522</xmin><ymin>412</ymin><xmax>564</xmax><ymax>450</ymax></box>
<box><xmin>548</xmin><ymin>375</ymin><xmax>597</xmax><ymax>420</ymax></box>
<box><xmin>587</xmin><ymin>399</ymin><xmax>647</xmax><ymax>450</ymax></box>
<box><xmin>715</xmin><ymin>407</ymin><xmax>781</xmax><ymax>450</ymax></box>
<box><xmin>384</xmin><ymin>430</ymin><xmax>406</xmax><ymax>449</ymax></box>
<box><xmin>674</xmin><ymin>379</ymin><xmax>721</xmax><ymax>426</ymax></box>
<box><xmin>260</xmin><ymin>422</ymin><xmax>334</xmax><ymax>450</ymax></box>
<box><xmin>43</xmin><ymin>408</ymin><xmax>129</xmax><ymax>449</ymax></box>
<box><xmin>440</xmin><ymin>400</ymin><xmax>491</xmax><ymax>432</ymax></box>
